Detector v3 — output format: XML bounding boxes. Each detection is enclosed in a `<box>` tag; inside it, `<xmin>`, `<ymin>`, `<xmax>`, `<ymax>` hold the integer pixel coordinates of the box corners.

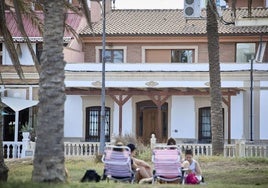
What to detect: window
<box><xmin>236</xmin><ymin>43</ymin><xmax>256</xmax><ymax>63</ymax></box>
<box><xmin>100</xmin><ymin>49</ymin><xmax>123</xmax><ymax>63</ymax></box>
<box><xmin>85</xmin><ymin>106</ymin><xmax>110</xmax><ymax>142</ymax></box>
<box><xmin>198</xmin><ymin>107</ymin><xmax>224</xmax><ymax>143</ymax></box>
<box><xmin>199</xmin><ymin>107</ymin><xmax>211</xmax><ymax>143</ymax></box>
<box><xmin>255</xmin><ymin>42</ymin><xmax>267</xmax><ymax>62</ymax></box>
<box><xmin>36</xmin><ymin>42</ymin><xmax>43</xmax><ymax>62</ymax></box>
<box><xmin>142</xmin><ymin>46</ymin><xmax>198</xmax><ymax>63</ymax></box>
<box><xmin>171</xmin><ymin>49</ymin><xmax>194</xmax><ymax>63</ymax></box>
<box><xmin>3</xmin><ymin>43</ymin><xmax>35</xmax><ymax>65</ymax></box>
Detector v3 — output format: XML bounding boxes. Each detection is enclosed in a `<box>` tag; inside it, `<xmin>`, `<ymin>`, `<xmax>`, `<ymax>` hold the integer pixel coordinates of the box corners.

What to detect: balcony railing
<box><xmin>65</xmin><ymin>62</ymin><xmax>268</xmax><ymax>72</ymax></box>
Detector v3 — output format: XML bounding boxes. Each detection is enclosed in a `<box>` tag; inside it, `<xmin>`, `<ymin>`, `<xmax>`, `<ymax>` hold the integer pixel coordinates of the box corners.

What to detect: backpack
<box><xmin>81</xmin><ymin>169</ymin><xmax>101</xmax><ymax>182</ymax></box>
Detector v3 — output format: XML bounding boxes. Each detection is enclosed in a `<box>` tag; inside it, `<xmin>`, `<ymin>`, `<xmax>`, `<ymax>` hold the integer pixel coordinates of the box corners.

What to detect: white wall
<box><xmin>231</xmin><ymin>93</ymin><xmax>244</xmax><ymax>139</ymax></box>
<box><xmin>64</xmin><ymin>95</ymin><xmax>83</xmax><ymax>137</ymax></box>
<box><xmin>3</xmin><ymin>43</ymin><xmax>35</xmax><ymax>65</ymax></box>
<box><xmin>260</xmin><ymin>90</ymin><xmax>268</xmax><ymax>139</ymax></box>
<box><xmin>113</xmin><ymin>101</ymin><xmax>119</xmax><ymax>135</ymax></box>
<box><xmin>170</xmin><ymin>96</ymin><xmax>195</xmax><ymax>139</ymax></box>
<box><xmin>112</xmin><ymin>98</ymin><xmax>133</xmax><ymax>136</ymax></box>
<box><xmin>122</xmin><ymin>98</ymin><xmax>133</xmax><ymax>135</ymax></box>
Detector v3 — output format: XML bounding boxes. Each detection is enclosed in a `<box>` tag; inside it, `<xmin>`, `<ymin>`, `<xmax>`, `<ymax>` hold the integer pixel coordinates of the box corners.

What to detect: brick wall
<box><xmin>83</xmin><ymin>41</ymin><xmax>247</xmax><ymax>63</ymax></box>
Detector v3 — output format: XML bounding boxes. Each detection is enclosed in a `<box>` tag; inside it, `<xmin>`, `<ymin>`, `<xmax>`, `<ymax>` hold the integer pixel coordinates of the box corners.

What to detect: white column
<box><xmin>14</xmin><ymin>111</ymin><xmax>19</xmax><ymax>143</ymax></box>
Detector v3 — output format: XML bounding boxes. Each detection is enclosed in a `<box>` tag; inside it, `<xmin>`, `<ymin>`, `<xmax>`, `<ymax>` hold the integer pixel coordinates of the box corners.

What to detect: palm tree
<box><xmin>31</xmin><ymin>0</ymin><xmax>67</xmax><ymax>182</ymax></box>
<box><xmin>1</xmin><ymin>0</ymin><xmax>92</xmax><ymax>182</ymax></box>
<box><xmin>32</xmin><ymin>0</ymin><xmax>92</xmax><ymax>182</ymax></box>
<box><xmin>206</xmin><ymin>0</ymin><xmax>224</xmax><ymax>155</ymax></box>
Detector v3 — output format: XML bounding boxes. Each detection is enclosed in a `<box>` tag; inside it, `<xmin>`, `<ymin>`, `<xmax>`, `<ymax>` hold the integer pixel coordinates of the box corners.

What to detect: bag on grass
<box><xmin>81</xmin><ymin>169</ymin><xmax>101</xmax><ymax>182</ymax></box>
<box><xmin>185</xmin><ymin>173</ymin><xmax>199</xmax><ymax>184</ymax></box>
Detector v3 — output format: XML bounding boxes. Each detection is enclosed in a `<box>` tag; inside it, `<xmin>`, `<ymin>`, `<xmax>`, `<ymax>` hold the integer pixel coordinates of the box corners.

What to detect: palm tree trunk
<box><xmin>0</xmin><ymin>98</ymin><xmax>9</xmax><ymax>182</ymax></box>
<box><xmin>206</xmin><ymin>0</ymin><xmax>224</xmax><ymax>155</ymax></box>
<box><xmin>32</xmin><ymin>0</ymin><xmax>66</xmax><ymax>182</ymax></box>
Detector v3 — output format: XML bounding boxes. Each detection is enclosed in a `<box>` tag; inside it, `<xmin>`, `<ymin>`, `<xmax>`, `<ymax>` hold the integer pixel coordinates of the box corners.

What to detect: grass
<box><xmin>1</xmin><ymin>156</ymin><xmax>268</xmax><ymax>188</ymax></box>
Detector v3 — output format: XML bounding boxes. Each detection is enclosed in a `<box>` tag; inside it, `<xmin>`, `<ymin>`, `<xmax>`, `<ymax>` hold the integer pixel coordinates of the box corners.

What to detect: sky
<box><xmin>114</xmin><ymin>0</ymin><xmax>227</xmax><ymax>9</ymax></box>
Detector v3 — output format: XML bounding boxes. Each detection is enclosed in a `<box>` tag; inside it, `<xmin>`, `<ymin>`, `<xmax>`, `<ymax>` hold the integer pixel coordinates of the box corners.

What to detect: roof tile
<box><xmin>80</xmin><ymin>8</ymin><xmax>268</xmax><ymax>36</ymax></box>
<box><xmin>3</xmin><ymin>11</ymin><xmax>82</xmax><ymax>38</ymax></box>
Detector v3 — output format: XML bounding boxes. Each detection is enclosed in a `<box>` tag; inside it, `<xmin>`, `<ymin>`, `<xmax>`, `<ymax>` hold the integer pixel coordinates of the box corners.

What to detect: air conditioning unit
<box><xmin>184</xmin><ymin>0</ymin><xmax>201</xmax><ymax>19</ymax></box>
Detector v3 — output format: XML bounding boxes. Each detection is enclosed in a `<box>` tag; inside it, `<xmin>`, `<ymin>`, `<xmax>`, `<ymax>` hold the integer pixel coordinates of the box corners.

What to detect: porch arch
<box><xmin>136</xmin><ymin>100</ymin><xmax>168</xmax><ymax>143</ymax></box>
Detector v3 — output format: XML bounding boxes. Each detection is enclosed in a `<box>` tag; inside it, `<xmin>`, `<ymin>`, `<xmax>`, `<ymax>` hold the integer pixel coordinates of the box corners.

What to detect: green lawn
<box><xmin>1</xmin><ymin>156</ymin><xmax>268</xmax><ymax>188</ymax></box>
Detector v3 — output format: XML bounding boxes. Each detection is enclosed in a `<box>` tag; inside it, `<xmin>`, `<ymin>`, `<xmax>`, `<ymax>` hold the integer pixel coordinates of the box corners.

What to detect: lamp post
<box><xmin>100</xmin><ymin>0</ymin><xmax>106</xmax><ymax>154</ymax></box>
<box><xmin>250</xmin><ymin>58</ymin><xmax>253</xmax><ymax>141</ymax></box>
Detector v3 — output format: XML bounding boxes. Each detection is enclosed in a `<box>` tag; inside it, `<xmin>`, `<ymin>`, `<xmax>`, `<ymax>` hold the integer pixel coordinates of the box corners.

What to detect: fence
<box><xmin>3</xmin><ymin>140</ymin><xmax>268</xmax><ymax>159</ymax></box>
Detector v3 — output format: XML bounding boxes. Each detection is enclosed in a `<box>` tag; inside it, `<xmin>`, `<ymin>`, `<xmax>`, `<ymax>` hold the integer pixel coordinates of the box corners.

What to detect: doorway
<box><xmin>3</xmin><ymin>107</ymin><xmax>29</xmax><ymax>141</ymax></box>
<box><xmin>136</xmin><ymin>100</ymin><xmax>168</xmax><ymax>144</ymax></box>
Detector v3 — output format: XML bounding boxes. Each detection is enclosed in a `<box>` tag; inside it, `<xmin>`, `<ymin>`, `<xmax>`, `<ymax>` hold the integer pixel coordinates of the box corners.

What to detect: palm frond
<box><xmin>79</xmin><ymin>0</ymin><xmax>94</xmax><ymax>33</ymax></box>
<box><xmin>64</xmin><ymin>0</ymin><xmax>82</xmax><ymax>16</ymax></box>
<box><xmin>64</xmin><ymin>23</ymin><xmax>81</xmax><ymax>43</ymax></box>
<box><xmin>0</xmin><ymin>1</ymin><xmax>24</xmax><ymax>80</ymax></box>
<box><xmin>23</xmin><ymin>3</ymin><xmax>44</xmax><ymax>36</ymax></box>
<box><xmin>13</xmin><ymin>0</ymin><xmax>41</xmax><ymax>74</ymax></box>
<box><xmin>64</xmin><ymin>0</ymin><xmax>94</xmax><ymax>39</ymax></box>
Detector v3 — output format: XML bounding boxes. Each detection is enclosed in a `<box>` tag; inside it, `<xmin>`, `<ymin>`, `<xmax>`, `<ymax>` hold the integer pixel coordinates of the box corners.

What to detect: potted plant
<box><xmin>21</xmin><ymin>123</ymin><xmax>34</xmax><ymax>140</ymax></box>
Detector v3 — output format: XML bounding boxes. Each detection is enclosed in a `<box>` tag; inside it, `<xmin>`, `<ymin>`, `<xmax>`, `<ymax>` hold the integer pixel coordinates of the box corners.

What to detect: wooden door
<box><xmin>142</xmin><ymin>108</ymin><xmax>157</xmax><ymax>143</ymax></box>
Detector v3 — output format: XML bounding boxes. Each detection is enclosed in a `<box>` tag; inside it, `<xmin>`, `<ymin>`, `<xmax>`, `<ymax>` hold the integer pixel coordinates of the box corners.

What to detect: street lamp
<box><xmin>250</xmin><ymin>57</ymin><xmax>254</xmax><ymax>141</ymax></box>
<box><xmin>100</xmin><ymin>0</ymin><xmax>106</xmax><ymax>154</ymax></box>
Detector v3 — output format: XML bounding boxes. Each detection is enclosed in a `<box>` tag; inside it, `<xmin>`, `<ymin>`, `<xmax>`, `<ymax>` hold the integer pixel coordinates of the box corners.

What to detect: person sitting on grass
<box><xmin>182</xmin><ymin>148</ymin><xmax>204</xmax><ymax>184</ymax></box>
<box><xmin>127</xmin><ymin>143</ymin><xmax>153</xmax><ymax>184</ymax></box>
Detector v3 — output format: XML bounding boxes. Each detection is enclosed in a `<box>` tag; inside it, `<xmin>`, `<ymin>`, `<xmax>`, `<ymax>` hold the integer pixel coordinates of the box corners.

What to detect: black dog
<box><xmin>80</xmin><ymin>169</ymin><xmax>101</xmax><ymax>182</ymax></box>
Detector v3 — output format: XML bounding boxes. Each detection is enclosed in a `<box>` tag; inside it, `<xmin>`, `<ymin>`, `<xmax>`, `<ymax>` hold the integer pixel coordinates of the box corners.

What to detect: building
<box><xmin>1</xmin><ymin>0</ymin><xmax>268</xmax><ymax>146</ymax></box>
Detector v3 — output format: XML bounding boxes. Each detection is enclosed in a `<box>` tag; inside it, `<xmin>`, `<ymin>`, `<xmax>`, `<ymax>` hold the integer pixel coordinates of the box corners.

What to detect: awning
<box><xmin>1</xmin><ymin>97</ymin><xmax>39</xmax><ymax>144</ymax></box>
<box><xmin>1</xmin><ymin>97</ymin><xmax>38</xmax><ymax>112</ymax></box>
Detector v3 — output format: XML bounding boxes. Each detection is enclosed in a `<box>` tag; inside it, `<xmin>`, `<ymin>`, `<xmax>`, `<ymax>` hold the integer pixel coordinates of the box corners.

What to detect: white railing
<box><xmin>3</xmin><ymin>141</ymin><xmax>268</xmax><ymax>159</ymax></box>
<box><xmin>3</xmin><ymin>142</ymin><xmax>23</xmax><ymax>159</ymax></box>
<box><xmin>165</xmin><ymin>143</ymin><xmax>268</xmax><ymax>158</ymax></box>
<box><xmin>246</xmin><ymin>145</ymin><xmax>268</xmax><ymax>157</ymax></box>
<box><xmin>153</xmin><ymin>143</ymin><xmax>237</xmax><ymax>157</ymax></box>
<box><xmin>64</xmin><ymin>142</ymin><xmax>100</xmax><ymax>157</ymax></box>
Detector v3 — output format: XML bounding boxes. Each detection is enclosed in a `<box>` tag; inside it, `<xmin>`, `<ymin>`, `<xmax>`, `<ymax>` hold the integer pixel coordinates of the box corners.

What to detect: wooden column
<box><xmin>148</xmin><ymin>94</ymin><xmax>170</xmax><ymax>142</ymax></box>
<box><xmin>109</xmin><ymin>94</ymin><xmax>132</xmax><ymax>136</ymax></box>
<box><xmin>222</xmin><ymin>94</ymin><xmax>231</xmax><ymax>144</ymax></box>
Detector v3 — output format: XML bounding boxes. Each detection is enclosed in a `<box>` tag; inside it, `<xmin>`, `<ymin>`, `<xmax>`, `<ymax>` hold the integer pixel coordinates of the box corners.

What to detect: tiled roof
<box><xmin>3</xmin><ymin>11</ymin><xmax>82</xmax><ymax>38</ymax></box>
<box><xmin>80</xmin><ymin>8</ymin><xmax>268</xmax><ymax>36</ymax></box>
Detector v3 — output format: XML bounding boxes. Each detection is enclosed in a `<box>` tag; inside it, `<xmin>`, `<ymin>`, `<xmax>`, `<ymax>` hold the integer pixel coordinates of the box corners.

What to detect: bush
<box><xmin>112</xmin><ymin>134</ymin><xmax>149</xmax><ymax>156</ymax></box>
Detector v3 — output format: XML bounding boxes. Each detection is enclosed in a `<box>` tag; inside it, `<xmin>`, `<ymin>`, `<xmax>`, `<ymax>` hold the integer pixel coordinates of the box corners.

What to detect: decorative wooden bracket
<box><xmin>109</xmin><ymin>94</ymin><xmax>132</xmax><ymax>136</ymax></box>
